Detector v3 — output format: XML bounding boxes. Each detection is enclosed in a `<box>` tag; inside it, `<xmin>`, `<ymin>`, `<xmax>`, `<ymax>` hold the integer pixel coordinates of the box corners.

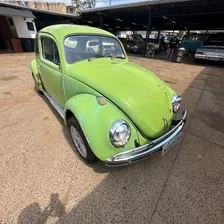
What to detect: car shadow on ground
<box><xmin>20</xmin><ymin>63</ymin><xmax>224</xmax><ymax>224</ymax></box>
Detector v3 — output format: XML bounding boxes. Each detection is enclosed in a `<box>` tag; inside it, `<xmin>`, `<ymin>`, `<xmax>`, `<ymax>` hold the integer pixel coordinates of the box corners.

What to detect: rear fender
<box><xmin>64</xmin><ymin>94</ymin><xmax>139</xmax><ymax>161</ymax></box>
<box><xmin>30</xmin><ymin>59</ymin><xmax>43</xmax><ymax>91</ymax></box>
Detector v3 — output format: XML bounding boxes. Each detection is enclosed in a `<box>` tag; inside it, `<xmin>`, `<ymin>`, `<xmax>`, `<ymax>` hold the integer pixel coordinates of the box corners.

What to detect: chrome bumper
<box><xmin>105</xmin><ymin>110</ymin><xmax>187</xmax><ymax>167</ymax></box>
<box><xmin>195</xmin><ymin>54</ymin><xmax>224</xmax><ymax>61</ymax></box>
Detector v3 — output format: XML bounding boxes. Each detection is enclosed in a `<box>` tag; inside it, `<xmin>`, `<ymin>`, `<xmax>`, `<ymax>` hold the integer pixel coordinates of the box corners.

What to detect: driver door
<box><xmin>37</xmin><ymin>34</ymin><xmax>65</xmax><ymax>107</ymax></box>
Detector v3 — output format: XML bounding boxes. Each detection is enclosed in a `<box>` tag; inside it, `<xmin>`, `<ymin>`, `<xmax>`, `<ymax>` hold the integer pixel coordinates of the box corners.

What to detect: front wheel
<box><xmin>67</xmin><ymin>117</ymin><xmax>97</xmax><ymax>164</ymax></box>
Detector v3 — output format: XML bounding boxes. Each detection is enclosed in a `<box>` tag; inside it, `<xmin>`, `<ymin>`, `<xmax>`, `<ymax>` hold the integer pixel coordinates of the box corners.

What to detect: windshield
<box><xmin>203</xmin><ymin>39</ymin><xmax>224</xmax><ymax>46</ymax></box>
<box><xmin>183</xmin><ymin>34</ymin><xmax>208</xmax><ymax>42</ymax></box>
<box><xmin>64</xmin><ymin>35</ymin><xmax>125</xmax><ymax>64</ymax></box>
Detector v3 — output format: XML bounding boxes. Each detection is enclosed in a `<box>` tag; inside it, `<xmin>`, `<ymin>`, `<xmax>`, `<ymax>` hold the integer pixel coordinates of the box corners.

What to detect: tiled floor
<box><xmin>0</xmin><ymin>53</ymin><xmax>223</xmax><ymax>224</ymax></box>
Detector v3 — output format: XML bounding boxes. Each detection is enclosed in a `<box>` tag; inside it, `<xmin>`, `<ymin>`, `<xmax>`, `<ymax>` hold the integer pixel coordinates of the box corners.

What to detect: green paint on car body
<box><xmin>30</xmin><ymin>24</ymin><xmax>178</xmax><ymax>161</ymax></box>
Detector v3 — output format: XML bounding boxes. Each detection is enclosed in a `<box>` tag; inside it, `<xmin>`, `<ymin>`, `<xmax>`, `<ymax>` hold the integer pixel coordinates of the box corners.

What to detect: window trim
<box><xmin>34</xmin><ymin>33</ymin><xmax>39</xmax><ymax>56</ymax></box>
<box><xmin>63</xmin><ymin>34</ymin><xmax>126</xmax><ymax>65</ymax></box>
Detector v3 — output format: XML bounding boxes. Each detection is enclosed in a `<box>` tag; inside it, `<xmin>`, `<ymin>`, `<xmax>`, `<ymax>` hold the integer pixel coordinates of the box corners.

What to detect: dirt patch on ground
<box><xmin>0</xmin><ymin>75</ymin><xmax>19</xmax><ymax>81</ymax></box>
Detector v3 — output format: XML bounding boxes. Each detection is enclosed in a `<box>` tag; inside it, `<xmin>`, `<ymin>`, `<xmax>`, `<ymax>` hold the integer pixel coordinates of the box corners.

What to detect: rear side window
<box><xmin>41</xmin><ymin>37</ymin><xmax>60</xmax><ymax>65</ymax></box>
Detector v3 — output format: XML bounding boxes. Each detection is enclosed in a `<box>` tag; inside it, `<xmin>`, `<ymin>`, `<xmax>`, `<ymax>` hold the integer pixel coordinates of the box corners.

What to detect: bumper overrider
<box><xmin>105</xmin><ymin>110</ymin><xmax>187</xmax><ymax>167</ymax></box>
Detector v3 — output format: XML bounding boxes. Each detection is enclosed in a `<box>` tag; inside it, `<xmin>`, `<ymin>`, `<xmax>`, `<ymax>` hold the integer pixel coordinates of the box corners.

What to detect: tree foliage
<box><xmin>72</xmin><ymin>0</ymin><xmax>95</xmax><ymax>9</ymax></box>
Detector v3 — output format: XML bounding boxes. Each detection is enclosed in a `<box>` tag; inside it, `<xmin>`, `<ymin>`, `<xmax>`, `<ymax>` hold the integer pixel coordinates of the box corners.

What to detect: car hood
<box><xmin>66</xmin><ymin>59</ymin><xmax>173</xmax><ymax>139</ymax></box>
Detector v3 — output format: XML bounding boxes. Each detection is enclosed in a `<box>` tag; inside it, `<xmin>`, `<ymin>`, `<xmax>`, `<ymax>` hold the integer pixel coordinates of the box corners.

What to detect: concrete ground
<box><xmin>0</xmin><ymin>53</ymin><xmax>224</xmax><ymax>224</ymax></box>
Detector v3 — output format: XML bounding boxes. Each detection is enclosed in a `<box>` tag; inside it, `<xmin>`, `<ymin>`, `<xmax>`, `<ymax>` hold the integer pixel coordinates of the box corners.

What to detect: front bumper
<box><xmin>105</xmin><ymin>110</ymin><xmax>187</xmax><ymax>167</ymax></box>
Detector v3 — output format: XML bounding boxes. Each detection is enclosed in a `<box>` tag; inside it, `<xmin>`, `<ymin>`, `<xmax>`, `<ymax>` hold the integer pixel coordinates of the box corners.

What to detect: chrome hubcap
<box><xmin>70</xmin><ymin>126</ymin><xmax>87</xmax><ymax>158</ymax></box>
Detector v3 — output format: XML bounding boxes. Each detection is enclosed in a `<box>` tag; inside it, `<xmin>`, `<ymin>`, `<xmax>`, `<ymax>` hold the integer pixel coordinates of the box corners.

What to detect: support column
<box><xmin>157</xmin><ymin>29</ymin><xmax>161</xmax><ymax>41</ymax></box>
<box><xmin>99</xmin><ymin>13</ymin><xmax>104</xmax><ymax>29</ymax></box>
<box><xmin>144</xmin><ymin>7</ymin><xmax>152</xmax><ymax>57</ymax></box>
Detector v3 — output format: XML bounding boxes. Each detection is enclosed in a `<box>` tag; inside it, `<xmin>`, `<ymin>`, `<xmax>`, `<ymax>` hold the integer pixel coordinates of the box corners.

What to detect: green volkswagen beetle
<box><xmin>31</xmin><ymin>24</ymin><xmax>187</xmax><ymax>167</ymax></box>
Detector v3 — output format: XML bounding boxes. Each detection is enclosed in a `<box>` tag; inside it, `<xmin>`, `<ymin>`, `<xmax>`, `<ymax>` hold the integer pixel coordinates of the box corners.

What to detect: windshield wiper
<box><xmin>104</xmin><ymin>55</ymin><xmax>125</xmax><ymax>59</ymax></box>
<box><xmin>88</xmin><ymin>55</ymin><xmax>125</xmax><ymax>62</ymax></box>
<box><xmin>114</xmin><ymin>56</ymin><xmax>125</xmax><ymax>59</ymax></box>
<box><xmin>88</xmin><ymin>54</ymin><xmax>104</xmax><ymax>62</ymax></box>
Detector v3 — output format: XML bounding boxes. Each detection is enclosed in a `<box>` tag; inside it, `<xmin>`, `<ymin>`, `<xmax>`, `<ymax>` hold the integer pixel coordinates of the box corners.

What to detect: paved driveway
<box><xmin>0</xmin><ymin>53</ymin><xmax>224</xmax><ymax>224</ymax></box>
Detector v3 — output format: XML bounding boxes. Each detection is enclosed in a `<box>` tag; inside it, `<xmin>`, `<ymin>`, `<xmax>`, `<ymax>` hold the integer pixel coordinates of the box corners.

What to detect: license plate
<box><xmin>162</xmin><ymin>132</ymin><xmax>182</xmax><ymax>156</ymax></box>
<box><xmin>208</xmin><ymin>57</ymin><xmax>219</xmax><ymax>61</ymax></box>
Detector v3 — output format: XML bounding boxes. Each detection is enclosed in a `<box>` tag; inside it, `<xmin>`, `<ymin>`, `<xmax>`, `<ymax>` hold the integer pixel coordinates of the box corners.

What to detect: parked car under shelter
<box><xmin>195</xmin><ymin>38</ymin><xmax>224</xmax><ymax>62</ymax></box>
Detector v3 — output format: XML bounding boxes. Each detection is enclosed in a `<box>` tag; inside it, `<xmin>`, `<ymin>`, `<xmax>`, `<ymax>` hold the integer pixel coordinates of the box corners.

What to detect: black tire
<box><xmin>34</xmin><ymin>85</ymin><xmax>43</xmax><ymax>95</ymax></box>
<box><xmin>67</xmin><ymin>117</ymin><xmax>97</xmax><ymax>164</ymax></box>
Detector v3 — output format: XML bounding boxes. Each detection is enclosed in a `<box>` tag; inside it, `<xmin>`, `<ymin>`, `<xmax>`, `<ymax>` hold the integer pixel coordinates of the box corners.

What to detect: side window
<box><xmin>41</xmin><ymin>37</ymin><xmax>60</xmax><ymax>65</ymax></box>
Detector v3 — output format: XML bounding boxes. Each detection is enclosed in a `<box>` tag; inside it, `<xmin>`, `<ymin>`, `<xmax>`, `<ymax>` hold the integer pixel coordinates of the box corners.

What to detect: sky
<box><xmin>95</xmin><ymin>0</ymin><xmax>145</xmax><ymax>8</ymax></box>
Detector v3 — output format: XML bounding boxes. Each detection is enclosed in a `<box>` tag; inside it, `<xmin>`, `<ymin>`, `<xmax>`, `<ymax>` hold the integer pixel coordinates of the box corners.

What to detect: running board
<box><xmin>42</xmin><ymin>90</ymin><xmax>64</xmax><ymax>119</ymax></box>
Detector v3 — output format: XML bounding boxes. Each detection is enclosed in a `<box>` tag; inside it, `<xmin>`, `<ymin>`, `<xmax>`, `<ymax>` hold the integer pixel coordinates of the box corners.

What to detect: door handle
<box><xmin>38</xmin><ymin>65</ymin><xmax>43</xmax><ymax>70</ymax></box>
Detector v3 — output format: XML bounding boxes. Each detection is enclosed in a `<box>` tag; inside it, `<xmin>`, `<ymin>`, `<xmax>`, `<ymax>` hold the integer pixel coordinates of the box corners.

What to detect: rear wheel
<box><xmin>67</xmin><ymin>117</ymin><xmax>97</xmax><ymax>164</ymax></box>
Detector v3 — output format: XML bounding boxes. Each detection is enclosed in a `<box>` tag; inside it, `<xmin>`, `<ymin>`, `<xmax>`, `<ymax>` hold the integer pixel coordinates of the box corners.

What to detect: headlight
<box><xmin>109</xmin><ymin>120</ymin><xmax>131</xmax><ymax>148</ymax></box>
<box><xmin>172</xmin><ymin>94</ymin><xmax>182</xmax><ymax>113</ymax></box>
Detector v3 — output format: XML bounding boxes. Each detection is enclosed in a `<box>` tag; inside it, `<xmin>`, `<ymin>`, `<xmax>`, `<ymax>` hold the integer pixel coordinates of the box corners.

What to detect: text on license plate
<box><xmin>162</xmin><ymin>132</ymin><xmax>182</xmax><ymax>156</ymax></box>
<box><xmin>208</xmin><ymin>57</ymin><xmax>219</xmax><ymax>61</ymax></box>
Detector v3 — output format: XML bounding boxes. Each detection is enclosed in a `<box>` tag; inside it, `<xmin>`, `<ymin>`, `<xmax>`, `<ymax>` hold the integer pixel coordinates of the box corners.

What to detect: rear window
<box><xmin>203</xmin><ymin>39</ymin><xmax>224</xmax><ymax>46</ymax></box>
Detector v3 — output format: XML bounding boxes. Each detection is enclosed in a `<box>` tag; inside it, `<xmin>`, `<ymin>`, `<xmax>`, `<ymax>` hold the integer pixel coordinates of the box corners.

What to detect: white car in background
<box><xmin>194</xmin><ymin>38</ymin><xmax>224</xmax><ymax>62</ymax></box>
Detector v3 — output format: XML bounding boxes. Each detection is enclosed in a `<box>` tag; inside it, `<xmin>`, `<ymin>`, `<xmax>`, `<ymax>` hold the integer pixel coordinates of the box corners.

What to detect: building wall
<box><xmin>6</xmin><ymin>16</ymin><xmax>18</xmax><ymax>37</ymax></box>
<box><xmin>0</xmin><ymin>15</ymin><xmax>12</xmax><ymax>49</ymax></box>
<box><xmin>12</xmin><ymin>16</ymin><xmax>36</xmax><ymax>38</ymax></box>
<box><xmin>1</xmin><ymin>1</ymin><xmax>67</xmax><ymax>14</ymax></box>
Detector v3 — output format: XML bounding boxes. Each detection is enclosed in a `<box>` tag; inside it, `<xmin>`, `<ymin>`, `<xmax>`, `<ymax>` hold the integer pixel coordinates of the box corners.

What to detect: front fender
<box><xmin>64</xmin><ymin>94</ymin><xmax>139</xmax><ymax>161</ymax></box>
<box><xmin>163</xmin><ymin>82</ymin><xmax>176</xmax><ymax>98</ymax></box>
<box><xmin>30</xmin><ymin>59</ymin><xmax>43</xmax><ymax>91</ymax></box>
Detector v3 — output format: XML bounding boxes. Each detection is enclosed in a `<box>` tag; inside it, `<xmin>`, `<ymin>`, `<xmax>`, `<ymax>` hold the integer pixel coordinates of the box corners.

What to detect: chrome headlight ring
<box><xmin>109</xmin><ymin>120</ymin><xmax>131</xmax><ymax>148</ymax></box>
<box><xmin>172</xmin><ymin>94</ymin><xmax>182</xmax><ymax>113</ymax></box>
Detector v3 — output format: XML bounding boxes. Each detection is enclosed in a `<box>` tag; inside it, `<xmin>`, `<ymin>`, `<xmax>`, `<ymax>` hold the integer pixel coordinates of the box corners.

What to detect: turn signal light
<box><xmin>97</xmin><ymin>96</ymin><xmax>107</xmax><ymax>105</ymax></box>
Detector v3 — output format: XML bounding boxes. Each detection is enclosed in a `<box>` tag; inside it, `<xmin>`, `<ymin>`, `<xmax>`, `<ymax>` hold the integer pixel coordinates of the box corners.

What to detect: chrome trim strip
<box><xmin>42</xmin><ymin>90</ymin><xmax>64</xmax><ymax>119</ymax></box>
<box><xmin>105</xmin><ymin>110</ymin><xmax>187</xmax><ymax>167</ymax></box>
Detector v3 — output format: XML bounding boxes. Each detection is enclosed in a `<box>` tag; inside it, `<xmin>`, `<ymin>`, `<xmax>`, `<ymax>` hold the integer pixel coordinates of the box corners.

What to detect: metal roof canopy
<box><xmin>78</xmin><ymin>0</ymin><xmax>224</xmax><ymax>31</ymax></box>
<box><xmin>0</xmin><ymin>6</ymin><xmax>35</xmax><ymax>18</ymax></box>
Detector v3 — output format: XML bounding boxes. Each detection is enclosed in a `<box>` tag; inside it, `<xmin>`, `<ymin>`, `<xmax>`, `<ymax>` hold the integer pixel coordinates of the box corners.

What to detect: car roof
<box><xmin>39</xmin><ymin>24</ymin><xmax>115</xmax><ymax>39</ymax></box>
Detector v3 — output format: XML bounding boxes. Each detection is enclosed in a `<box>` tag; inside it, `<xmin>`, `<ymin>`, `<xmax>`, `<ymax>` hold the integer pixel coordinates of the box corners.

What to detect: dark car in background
<box><xmin>126</xmin><ymin>34</ymin><xmax>160</xmax><ymax>55</ymax></box>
